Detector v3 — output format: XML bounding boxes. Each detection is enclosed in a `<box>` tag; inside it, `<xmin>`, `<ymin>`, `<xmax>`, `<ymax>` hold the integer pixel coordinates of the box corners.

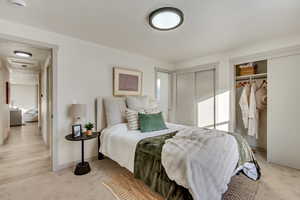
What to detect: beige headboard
<box><xmin>95</xmin><ymin>97</ymin><xmax>107</xmax><ymax>132</ymax></box>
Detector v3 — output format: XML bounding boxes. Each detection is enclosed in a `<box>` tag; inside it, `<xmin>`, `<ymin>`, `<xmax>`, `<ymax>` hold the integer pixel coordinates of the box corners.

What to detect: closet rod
<box><xmin>236</xmin><ymin>73</ymin><xmax>267</xmax><ymax>81</ymax></box>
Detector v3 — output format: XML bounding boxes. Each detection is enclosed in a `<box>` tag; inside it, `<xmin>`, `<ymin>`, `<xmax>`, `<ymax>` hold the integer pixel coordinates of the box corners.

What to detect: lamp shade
<box><xmin>70</xmin><ymin>104</ymin><xmax>87</xmax><ymax>119</ymax></box>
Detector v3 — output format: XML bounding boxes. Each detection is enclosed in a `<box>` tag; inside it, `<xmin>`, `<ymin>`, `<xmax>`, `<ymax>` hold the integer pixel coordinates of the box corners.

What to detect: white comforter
<box><xmin>100</xmin><ymin>123</ymin><xmax>187</xmax><ymax>172</ymax></box>
<box><xmin>162</xmin><ymin>127</ymin><xmax>239</xmax><ymax>200</ymax></box>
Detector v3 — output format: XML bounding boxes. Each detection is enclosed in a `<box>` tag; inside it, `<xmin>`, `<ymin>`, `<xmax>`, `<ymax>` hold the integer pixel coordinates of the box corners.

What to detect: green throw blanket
<box><xmin>134</xmin><ymin>130</ymin><xmax>260</xmax><ymax>200</ymax></box>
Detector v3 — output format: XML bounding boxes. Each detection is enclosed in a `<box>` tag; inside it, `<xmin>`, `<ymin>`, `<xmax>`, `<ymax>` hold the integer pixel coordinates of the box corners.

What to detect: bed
<box><xmin>96</xmin><ymin>96</ymin><xmax>260</xmax><ymax>200</ymax></box>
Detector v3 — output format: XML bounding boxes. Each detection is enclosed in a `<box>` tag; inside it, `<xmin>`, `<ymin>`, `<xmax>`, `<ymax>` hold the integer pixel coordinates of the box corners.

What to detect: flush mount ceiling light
<box><xmin>9</xmin><ymin>0</ymin><xmax>27</xmax><ymax>7</ymax></box>
<box><xmin>149</xmin><ymin>7</ymin><xmax>184</xmax><ymax>31</ymax></box>
<box><xmin>14</xmin><ymin>51</ymin><xmax>32</xmax><ymax>58</ymax></box>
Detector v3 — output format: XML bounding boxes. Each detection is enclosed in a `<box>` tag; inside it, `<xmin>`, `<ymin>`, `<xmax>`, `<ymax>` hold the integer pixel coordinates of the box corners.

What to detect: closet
<box><xmin>234</xmin><ymin>60</ymin><xmax>268</xmax><ymax>152</ymax></box>
<box><xmin>176</xmin><ymin>66</ymin><xmax>217</xmax><ymax>128</ymax></box>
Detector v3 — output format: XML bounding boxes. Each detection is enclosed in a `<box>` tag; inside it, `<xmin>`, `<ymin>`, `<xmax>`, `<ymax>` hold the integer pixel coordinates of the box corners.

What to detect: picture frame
<box><xmin>72</xmin><ymin>124</ymin><xmax>82</xmax><ymax>138</ymax></box>
<box><xmin>113</xmin><ymin>67</ymin><xmax>142</xmax><ymax>96</ymax></box>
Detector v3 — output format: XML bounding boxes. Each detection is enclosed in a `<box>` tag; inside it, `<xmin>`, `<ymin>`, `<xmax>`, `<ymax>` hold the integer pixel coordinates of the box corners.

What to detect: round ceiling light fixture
<box><xmin>9</xmin><ymin>0</ymin><xmax>27</xmax><ymax>7</ymax></box>
<box><xmin>149</xmin><ymin>7</ymin><xmax>184</xmax><ymax>31</ymax></box>
<box><xmin>14</xmin><ymin>51</ymin><xmax>32</xmax><ymax>58</ymax></box>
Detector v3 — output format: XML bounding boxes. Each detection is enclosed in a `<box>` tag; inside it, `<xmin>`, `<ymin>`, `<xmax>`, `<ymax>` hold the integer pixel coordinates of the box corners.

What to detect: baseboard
<box><xmin>54</xmin><ymin>156</ymin><xmax>98</xmax><ymax>172</ymax></box>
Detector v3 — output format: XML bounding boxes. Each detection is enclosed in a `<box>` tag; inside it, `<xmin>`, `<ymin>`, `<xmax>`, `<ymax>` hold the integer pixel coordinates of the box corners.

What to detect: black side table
<box><xmin>65</xmin><ymin>132</ymin><xmax>99</xmax><ymax>175</ymax></box>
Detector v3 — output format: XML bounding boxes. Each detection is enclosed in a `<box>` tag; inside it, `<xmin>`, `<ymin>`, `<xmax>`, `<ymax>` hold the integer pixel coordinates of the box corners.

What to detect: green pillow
<box><xmin>138</xmin><ymin>112</ymin><xmax>167</xmax><ymax>133</ymax></box>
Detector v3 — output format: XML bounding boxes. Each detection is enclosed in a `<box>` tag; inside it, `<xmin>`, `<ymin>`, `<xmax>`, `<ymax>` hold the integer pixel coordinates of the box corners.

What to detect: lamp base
<box><xmin>74</xmin><ymin>162</ymin><xmax>91</xmax><ymax>175</ymax></box>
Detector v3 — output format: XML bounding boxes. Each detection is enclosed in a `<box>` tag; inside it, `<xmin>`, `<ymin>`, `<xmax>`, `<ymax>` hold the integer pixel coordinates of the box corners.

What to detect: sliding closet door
<box><xmin>195</xmin><ymin>69</ymin><xmax>216</xmax><ymax>128</ymax></box>
<box><xmin>268</xmin><ymin>54</ymin><xmax>300</xmax><ymax>169</ymax></box>
<box><xmin>176</xmin><ymin>72</ymin><xmax>195</xmax><ymax>126</ymax></box>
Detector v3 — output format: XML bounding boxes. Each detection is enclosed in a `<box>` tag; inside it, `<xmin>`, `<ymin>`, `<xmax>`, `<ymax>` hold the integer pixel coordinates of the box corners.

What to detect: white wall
<box><xmin>10</xmin><ymin>70</ymin><xmax>39</xmax><ymax>85</ymax></box>
<box><xmin>10</xmin><ymin>84</ymin><xmax>38</xmax><ymax>110</ymax></box>
<box><xmin>268</xmin><ymin>55</ymin><xmax>300</xmax><ymax>169</ymax></box>
<box><xmin>0</xmin><ymin>19</ymin><xmax>174</xmax><ymax>170</ymax></box>
<box><xmin>0</xmin><ymin>59</ymin><xmax>10</xmax><ymax>145</ymax></box>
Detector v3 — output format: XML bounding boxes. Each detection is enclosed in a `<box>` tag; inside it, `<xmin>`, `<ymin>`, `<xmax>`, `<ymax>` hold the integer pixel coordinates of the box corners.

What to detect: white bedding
<box><xmin>100</xmin><ymin>123</ymin><xmax>187</xmax><ymax>172</ymax></box>
<box><xmin>162</xmin><ymin>127</ymin><xmax>239</xmax><ymax>200</ymax></box>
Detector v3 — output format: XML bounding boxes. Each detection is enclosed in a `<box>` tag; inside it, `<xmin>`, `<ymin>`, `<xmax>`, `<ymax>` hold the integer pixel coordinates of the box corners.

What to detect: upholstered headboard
<box><xmin>95</xmin><ymin>96</ymin><xmax>127</xmax><ymax>131</ymax></box>
<box><xmin>95</xmin><ymin>97</ymin><xmax>107</xmax><ymax>132</ymax></box>
<box><xmin>96</xmin><ymin>95</ymin><xmax>156</xmax><ymax>131</ymax></box>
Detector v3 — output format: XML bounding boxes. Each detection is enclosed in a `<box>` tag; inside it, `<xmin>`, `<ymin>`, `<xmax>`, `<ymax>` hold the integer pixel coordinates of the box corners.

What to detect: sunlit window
<box><xmin>156</xmin><ymin>78</ymin><xmax>161</xmax><ymax>101</ymax></box>
<box><xmin>197</xmin><ymin>91</ymin><xmax>230</xmax><ymax>131</ymax></box>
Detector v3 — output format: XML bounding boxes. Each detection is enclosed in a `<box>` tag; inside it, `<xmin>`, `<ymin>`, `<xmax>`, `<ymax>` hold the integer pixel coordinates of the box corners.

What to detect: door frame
<box><xmin>0</xmin><ymin>33</ymin><xmax>59</xmax><ymax>171</ymax></box>
<box><xmin>155</xmin><ymin>67</ymin><xmax>173</xmax><ymax>121</ymax></box>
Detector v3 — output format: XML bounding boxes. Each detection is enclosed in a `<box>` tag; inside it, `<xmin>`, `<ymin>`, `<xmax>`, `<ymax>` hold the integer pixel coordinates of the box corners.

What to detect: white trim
<box><xmin>229</xmin><ymin>44</ymin><xmax>300</xmax><ymax>65</ymax></box>
<box><xmin>155</xmin><ymin>67</ymin><xmax>173</xmax><ymax>122</ymax></box>
<box><xmin>175</xmin><ymin>62</ymin><xmax>219</xmax><ymax>74</ymax></box>
<box><xmin>0</xmin><ymin>33</ymin><xmax>59</xmax><ymax>172</ymax></box>
<box><xmin>51</xmin><ymin>48</ymin><xmax>59</xmax><ymax>171</ymax></box>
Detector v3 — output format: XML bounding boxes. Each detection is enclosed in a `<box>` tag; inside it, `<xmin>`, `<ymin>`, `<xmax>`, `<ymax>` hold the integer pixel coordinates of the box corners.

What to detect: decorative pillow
<box><xmin>125</xmin><ymin>107</ymin><xmax>160</xmax><ymax>130</ymax></box>
<box><xmin>126</xmin><ymin>96</ymin><xmax>150</xmax><ymax>111</ymax></box>
<box><xmin>138</xmin><ymin>112</ymin><xmax>167</xmax><ymax>133</ymax></box>
<box><xmin>103</xmin><ymin>97</ymin><xmax>127</xmax><ymax>126</ymax></box>
<box><xmin>125</xmin><ymin>109</ymin><xmax>142</xmax><ymax>130</ymax></box>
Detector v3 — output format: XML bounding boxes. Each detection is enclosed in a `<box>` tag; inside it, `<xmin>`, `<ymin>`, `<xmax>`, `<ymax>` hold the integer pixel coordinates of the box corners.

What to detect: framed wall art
<box><xmin>113</xmin><ymin>67</ymin><xmax>142</xmax><ymax>96</ymax></box>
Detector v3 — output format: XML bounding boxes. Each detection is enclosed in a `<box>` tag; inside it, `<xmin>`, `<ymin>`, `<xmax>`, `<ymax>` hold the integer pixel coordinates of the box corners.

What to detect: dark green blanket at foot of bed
<box><xmin>134</xmin><ymin>130</ymin><xmax>260</xmax><ymax>200</ymax></box>
<box><xmin>134</xmin><ymin>132</ymin><xmax>193</xmax><ymax>200</ymax></box>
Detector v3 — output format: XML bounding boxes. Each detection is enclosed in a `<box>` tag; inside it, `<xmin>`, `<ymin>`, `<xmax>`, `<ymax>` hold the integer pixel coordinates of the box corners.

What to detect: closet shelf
<box><xmin>236</xmin><ymin>73</ymin><xmax>267</xmax><ymax>81</ymax></box>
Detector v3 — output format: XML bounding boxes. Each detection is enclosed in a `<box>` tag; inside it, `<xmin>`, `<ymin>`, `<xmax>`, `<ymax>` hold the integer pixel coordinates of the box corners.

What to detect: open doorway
<box><xmin>155</xmin><ymin>68</ymin><xmax>172</xmax><ymax>122</ymax></box>
<box><xmin>0</xmin><ymin>38</ymin><xmax>53</xmax><ymax>184</ymax></box>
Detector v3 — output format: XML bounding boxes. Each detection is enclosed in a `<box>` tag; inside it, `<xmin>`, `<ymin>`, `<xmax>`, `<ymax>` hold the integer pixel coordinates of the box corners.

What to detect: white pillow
<box><xmin>147</xmin><ymin>98</ymin><xmax>160</xmax><ymax>114</ymax></box>
<box><xmin>103</xmin><ymin>97</ymin><xmax>127</xmax><ymax>126</ymax></box>
<box><xmin>126</xmin><ymin>96</ymin><xmax>150</xmax><ymax>111</ymax></box>
<box><xmin>125</xmin><ymin>108</ymin><xmax>144</xmax><ymax>130</ymax></box>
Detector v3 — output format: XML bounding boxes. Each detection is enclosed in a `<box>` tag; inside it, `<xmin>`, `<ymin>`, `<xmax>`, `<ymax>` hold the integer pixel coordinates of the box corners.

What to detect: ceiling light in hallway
<box><xmin>9</xmin><ymin>0</ymin><xmax>27</xmax><ymax>7</ymax></box>
<box><xmin>14</xmin><ymin>51</ymin><xmax>32</xmax><ymax>58</ymax></box>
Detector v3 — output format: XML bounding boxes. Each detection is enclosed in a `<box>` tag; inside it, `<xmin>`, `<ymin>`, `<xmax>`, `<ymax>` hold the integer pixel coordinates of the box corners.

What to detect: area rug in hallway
<box><xmin>102</xmin><ymin>169</ymin><xmax>259</xmax><ymax>200</ymax></box>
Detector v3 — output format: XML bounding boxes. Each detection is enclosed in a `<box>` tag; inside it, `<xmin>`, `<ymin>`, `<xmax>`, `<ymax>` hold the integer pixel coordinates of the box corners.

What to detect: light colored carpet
<box><xmin>102</xmin><ymin>168</ymin><xmax>259</xmax><ymax>200</ymax></box>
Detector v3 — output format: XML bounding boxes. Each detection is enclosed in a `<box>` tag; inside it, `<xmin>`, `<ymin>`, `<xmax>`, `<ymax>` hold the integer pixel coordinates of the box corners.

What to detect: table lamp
<box><xmin>70</xmin><ymin>104</ymin><xmax>87</xmax><ymax>125</ymax></box>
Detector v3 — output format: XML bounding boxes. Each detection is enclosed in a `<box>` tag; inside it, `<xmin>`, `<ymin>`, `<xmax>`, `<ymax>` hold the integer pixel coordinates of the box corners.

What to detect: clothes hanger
<box><xmin>258</xmin><ymin>79</ymin><xmax>267</xmax><ymax>89</ymax></box>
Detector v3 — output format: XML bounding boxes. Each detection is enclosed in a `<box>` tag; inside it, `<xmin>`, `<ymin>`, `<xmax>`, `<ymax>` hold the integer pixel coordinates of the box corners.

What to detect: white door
<box><xmin>195</xmin><ymin>69</ymin><xmax>216</xmax><ymax>128</ymax></box>
<box><xmin>176</xmin><ymin>72</ymin><xmax>196</xmax><ymax>126</ymax></box>
<box><xmin>156</xmin><ymin>71</ymin><xmax>170</xmax><ymax>121</ymax></box>
<box><xmin>268</xmin><ymin>54</ymin><xmax>300</xmax><ymax>169</ymax></box>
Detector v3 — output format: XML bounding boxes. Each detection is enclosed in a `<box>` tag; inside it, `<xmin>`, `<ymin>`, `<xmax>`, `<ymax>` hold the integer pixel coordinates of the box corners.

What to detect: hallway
<box><xmin>0</xmin><ymin>123</ymin><xmax>50</xmax><ymax>185</ymax></box>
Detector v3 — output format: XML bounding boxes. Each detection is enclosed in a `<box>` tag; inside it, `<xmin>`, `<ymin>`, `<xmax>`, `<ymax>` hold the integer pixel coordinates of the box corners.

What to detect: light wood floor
<box><xmin>0</xmin><ymin>123</ymin><xmax>50</xmax><ymax>185</ymax></box>
<box><xmin>0</xmin><ymin>125</ymin><xmax>300</xmax><ymax>200</ymax></box>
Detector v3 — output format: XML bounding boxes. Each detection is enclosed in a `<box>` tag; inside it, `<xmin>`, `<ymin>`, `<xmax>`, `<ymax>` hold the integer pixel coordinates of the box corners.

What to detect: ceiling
<box><xmin>0</xmin><ymin>0</ymin><xmax>300</xmax><ymax>63</ymax></box>
<box><xmin>0</xmin><ymin>38</ymin><xmax>50</xmax><ymax>72</ymax></box>
<box><xmin>0</xmin><ymin>38</ymin><xmax>51</xmax><ymax>85</ymax></box>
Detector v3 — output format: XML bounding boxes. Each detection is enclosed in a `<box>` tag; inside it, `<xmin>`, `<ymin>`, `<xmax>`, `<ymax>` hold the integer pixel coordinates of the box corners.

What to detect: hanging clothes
<box><xmin>256</xmin><ymin>81</ymin><xmax>267</xmax><ymax>110</ymax></box>
<box><xmin>248</xmin><ymin>83</ymin><xmax>259</xmax><ymax>138</ymax></box>
<box><xmin>239</xmin><ymin>84</ymin><xmax>250</xmax><ymax>129</ymax></box>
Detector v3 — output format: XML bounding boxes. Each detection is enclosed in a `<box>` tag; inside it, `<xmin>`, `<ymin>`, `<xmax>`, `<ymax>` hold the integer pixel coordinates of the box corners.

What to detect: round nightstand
<box><xmin>65</xmin><ymin>132</ymin><xmax>99</xmax><ymax>175</ymax></box>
